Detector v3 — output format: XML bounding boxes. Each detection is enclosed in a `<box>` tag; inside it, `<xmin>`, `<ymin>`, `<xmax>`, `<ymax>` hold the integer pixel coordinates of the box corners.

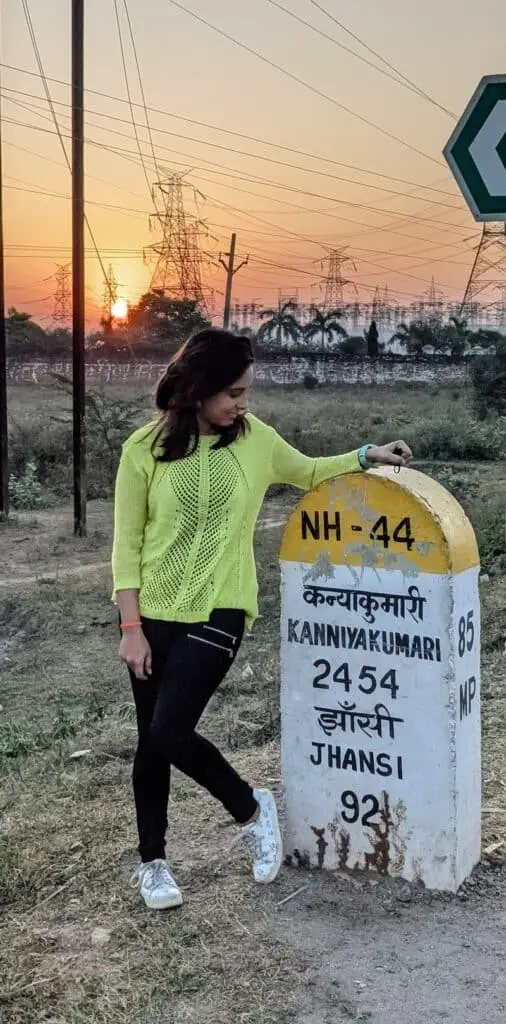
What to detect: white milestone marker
<box><xmin>279</xmin><ymin>467</ymin><xmax>481</xmax><ymax>892</ymax></box>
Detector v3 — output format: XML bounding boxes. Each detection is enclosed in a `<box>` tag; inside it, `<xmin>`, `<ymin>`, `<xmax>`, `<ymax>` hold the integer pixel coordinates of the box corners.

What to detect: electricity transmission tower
<box><xmin>102</xmin><ymin>264</ymin><xmax>119</xmax><ymax>322</ymax></box>
<box><xmin>417</xmin><ymin>276</ymin><xmax>444</xmax><ymax>321</ymax></box>
<box><xmin>461</xmin><ymin>224</ymin><xmax>506</xmax><ymax>325</ymax></box>
<box><xmin>100</xmin><ymin>264</ymin><xmax>120</xmax><ymax>335</ymax></box>
<box><xmin>318</xmin><ymin>248</ymin><xmax>357</xmax><ymax>309</ymax></box>
<box><xmin>52</xmin><ymin>263</ymin><xmax>71</xmax><ymax>326</ymax></box>
<box><xmin>146</xmin><ymin>174</ymin><xmax>207</xmax><ymax>308</ymax></box>
<box><xmin>371</xmin><ymin>285</ymin><xmax>393</xmax><ymax>327</ymax></box>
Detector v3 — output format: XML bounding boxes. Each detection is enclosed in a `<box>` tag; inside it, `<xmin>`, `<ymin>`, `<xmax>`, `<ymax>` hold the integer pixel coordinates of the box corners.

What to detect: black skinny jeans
<box><xmin>128</xmin><ymin>609</ymin><xmax>257</xmax><ymax>863</ymax></box>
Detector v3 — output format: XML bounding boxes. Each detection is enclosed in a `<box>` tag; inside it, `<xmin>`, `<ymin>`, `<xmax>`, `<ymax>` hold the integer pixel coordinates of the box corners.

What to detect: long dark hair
<box><xmin>151</xmin><ymin>328</ymin><xmax>255</xmax><ymax>462</ymax></box>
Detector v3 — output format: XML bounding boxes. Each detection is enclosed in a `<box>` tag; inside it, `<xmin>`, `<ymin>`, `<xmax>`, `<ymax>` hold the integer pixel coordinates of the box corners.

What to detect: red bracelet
<box><xmin>120</xmin><ymin>621</ymin><xmax>142</xmax><ymax>630</ymax></box>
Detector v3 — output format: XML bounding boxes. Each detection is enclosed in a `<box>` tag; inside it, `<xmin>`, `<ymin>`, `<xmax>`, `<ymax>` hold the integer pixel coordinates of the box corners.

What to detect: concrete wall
<box><xmin>7</xmin><ymin>358</ymin><xmax>469</xmax><ymax>387</ymax></box>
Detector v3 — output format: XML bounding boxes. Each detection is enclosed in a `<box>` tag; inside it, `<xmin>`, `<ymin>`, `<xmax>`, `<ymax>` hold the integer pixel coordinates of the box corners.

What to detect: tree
<box><xmin>339</xmin><ymin>335</ymin><xmax>367</xmax><ymax>358</ymax></box>
<box><xmin>391</xmin><ymin>318</ymin><xmax>444</xmax><ymax>359</ymax></box>
<box><xmin>365</xmin><ymin>319</ymin><xmax>379</xmax><ymax>359</ymax></box>
<box><xmin>467</xmin><ymin>327</ymin><xmax>505</xmax><ymax>354</ymax></box>
<box><xmin>44</xmin><ymin>328</ymin><xmax>72</xmax><ymax>357</ymax></box>
<box><xmin>303</xmin><ymin>307</ymin><xmax>347</xmax><ymax>352</ymax></box>
<box><xmin>126</xmin><ymin>292</ymin><xmax>210</xmax><ymax>346</ymax></box>
<box><xmin>5</xmin><ymin>308</ymin><xmax>48</xmax><ymax>357</ymax></box>
<box><xmin>256</xmin><ymin>301</ymin><xmax>301</xmax><ymax>349</ymax></box>
<box><xmin>471</xmin><ymin>350</ymin><xmax>506</xmax><ymax>419</ymax></box>
<box><xmin>437</xmin><ymin>316</ymin><xmax>478</xmax><ymax>361</ymax></box>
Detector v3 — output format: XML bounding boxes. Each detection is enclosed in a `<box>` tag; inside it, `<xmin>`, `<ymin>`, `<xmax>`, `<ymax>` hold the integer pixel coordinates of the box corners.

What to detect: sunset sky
<box><xmin>2</xmin><ymin>0</ymin><xmax>506</xmax><ymax>326</ymax></box>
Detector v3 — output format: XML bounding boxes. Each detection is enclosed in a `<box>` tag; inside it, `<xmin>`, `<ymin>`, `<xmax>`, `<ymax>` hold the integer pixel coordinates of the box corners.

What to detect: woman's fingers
<box><xmin>368</xmin><ymin>440</ymin><xmax>413</xmax><ymax>466</ymax></box>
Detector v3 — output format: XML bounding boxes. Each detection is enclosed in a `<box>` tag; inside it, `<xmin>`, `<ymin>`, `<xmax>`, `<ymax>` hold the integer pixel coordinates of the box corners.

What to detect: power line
<box><xmin>4</xmin><ymin>125</ymin><xmax>474</xmax><ymax>274</ymax></box>
<box><xmin>18</xmin><ymin>0</ymin><xmax>115</xmax><ymax>304</ymax></box>
<box><xmin>306</xmin><ymin>0</ymin><xmax>457</xmax><ymax>119</ymax></box>
<box><xmin>1</xmin><ymin>85</ymin><xmax>460</xmax><ymax>203</ymax></box>
<box><xmin>4</xmin><ymin>180</ymin><xmax>149</xmax><ymax>219</ymax></box>
<box><xmin>199</xmin><ymin>182</ymin><xmax>470</xmax><ymax>257</ymax></box>
<box><xmin>121</xmin><ymin>0</ymin><xmax>161</xmax><ymax>181</ymax></box>
<box><xmin>248</xmin><ymin>254</ymin><xmax>440</xmax><ymax>301</ymax></box>
<box><xmin>2</xmin><ymin>62</ymin><xmax>455</xmax><ymax>190</ymax></box>
<box><xmin>2</xmin><ymin>104</ymin><xmax>475</xmax><ymax>288</ymax></box>
<box><xmin>112</xmin><ymin>0</ymin><xmax>153</xmax><ymax>196</ymax></box>
<box><xmin>3</xmin><ymin>231</ymin><xmax>474</xmax><ymax>269</ymax></box>
<box><xmin>3</xmin><ymin>111</ymin><xmax>470</xmax><ymax>238</ymax></box>
<box><xmin>164</xmin><ymin>0</ymin><xmax>443</xmax><ymax>166</ymax></box>
<box><xmin>264</xmin><ymin>0</ymin><xmax>456</xmax><ymax>118</ymax></box>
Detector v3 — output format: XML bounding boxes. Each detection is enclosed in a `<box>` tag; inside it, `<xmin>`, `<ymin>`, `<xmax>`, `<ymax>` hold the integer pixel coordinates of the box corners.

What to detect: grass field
<box><xmin>1</xmin><ymin>381</ymin><xmax>505</xmax><ymax>1023</ymax></box>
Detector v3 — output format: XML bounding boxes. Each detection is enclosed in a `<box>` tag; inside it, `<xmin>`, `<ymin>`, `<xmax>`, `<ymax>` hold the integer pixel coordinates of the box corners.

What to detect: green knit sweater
<box><xmin>112</xmin><ymin>413</ymin><xmax>363</xmax><ymax>628</ymax></box>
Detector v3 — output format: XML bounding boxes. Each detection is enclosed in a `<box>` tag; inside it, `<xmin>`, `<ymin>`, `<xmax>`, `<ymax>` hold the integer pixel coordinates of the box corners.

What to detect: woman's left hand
<box><xmin>367</xmin><ymin>440</ymin><xmax>413</xmax><ymax>467</ymax></box>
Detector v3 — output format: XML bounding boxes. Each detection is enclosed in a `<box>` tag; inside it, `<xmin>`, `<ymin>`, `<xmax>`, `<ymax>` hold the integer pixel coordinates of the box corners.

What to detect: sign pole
<box><xmin>0</xmin><ymin>87</ymin><xmax>8</xmax><ymax>520</ymax></box>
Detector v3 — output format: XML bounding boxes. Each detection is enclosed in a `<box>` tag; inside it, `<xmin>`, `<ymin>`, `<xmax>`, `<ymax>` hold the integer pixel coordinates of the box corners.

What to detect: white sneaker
<box><xmin>241</xmin><ymin>788</ymin><xmax>283</xmax><ymax>884</ymax></box>
<box><xmin>130</xmin><ymin>859</ymin><xmax>183</xmax><ymax>910</ymax></box>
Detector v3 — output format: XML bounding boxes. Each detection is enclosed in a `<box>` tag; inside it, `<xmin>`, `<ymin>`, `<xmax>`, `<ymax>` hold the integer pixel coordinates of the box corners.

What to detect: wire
<box><xmin>2</xmin><ymin>62</ymin><xmax>455</xmax><ymax>191</ymax></box>
<box><xmin>112</xmin><ymin>0</ymin><xmax>153</xmax><ymax>196</ymax></box>
<box><xmin>3</xmin><ymin>89</ymin><xmax>471</xmax><ymax>299</ymax></box>
<box><xmin>247</xmin><ymin>255</ymin><xmax>443</xmax><ymax>301</ymax></box>
<box><xmin>6</xmin><ymin>88</ymin><xmax>463</xmax><ymax>233</ymax></box>
<box><xmin>19</xmin><ymin>0</ymin><xmax>116</xmax><ymax>304</ymax></box>
<box><xmin>4</xmin><ymin>180</ymin><xmax>149</xmax><ymax>219</ymax></box>
<box><xmin>4</xmin><ymin>105</ymin><xmax>473</xmax><ymax>278</ymax></box>
<box><xmin>121</xmin><ymin>0</ymin><xmax>161</xmax><ymax>181</ymax></box>
<box><xmin>306</xmin><ymin>0</ymin><xmax>457</xmax><ymax>119</ymax></box>
<box><xmin>164</xmin><ymin>0</ymin><xmax>443</xmax><ymax>167</ymax></box>
<box><xmin>3</xmin><ymin>110</ymin><xmax>471</xmax><ymax>240</ymax></box>
<box><xmin>1</xmin><ymin>85</ymin><xmax>460</xmax><ymax>203</ymax></box>
<box><xmin>3</xmin><ymin>136</ymin><xmax>153</xmax><ymax>204</ymax></box>
<box><xmin>263</xmin><ymin>0</ymin><xmax>455</xmax><ymax>118</ymax></box>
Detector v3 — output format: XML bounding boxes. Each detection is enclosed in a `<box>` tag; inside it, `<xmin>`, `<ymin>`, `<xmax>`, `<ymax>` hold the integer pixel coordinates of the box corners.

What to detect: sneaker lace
<box><xmin>129</xmin><ymin>860</ymin><xmax>171</xmax><ymax>891</ymax></box>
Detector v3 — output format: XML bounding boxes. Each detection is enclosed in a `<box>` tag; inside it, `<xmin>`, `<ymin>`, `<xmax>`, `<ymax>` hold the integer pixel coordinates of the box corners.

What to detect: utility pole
<box><xmin>72</xmin><ymin>0</ymin><xmax>86</xmax><ymax>536</ymax></box>
<box><xmin>220</xmin><ymin>234</ymin><xmax>248</xmax><ymax>329</ymax></box>
<box><xmin>0</xmin><ymin>89</ymin><xmax>8</xmax><ymax>520</ymax></box>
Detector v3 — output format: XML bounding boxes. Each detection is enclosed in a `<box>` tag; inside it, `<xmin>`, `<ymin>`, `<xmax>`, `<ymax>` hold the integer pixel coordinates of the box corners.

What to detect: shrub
<box><xmin>471</xmin><ymin>354</ymin><xmax>506</xmax><ymax>419</ymax></box>
<box><xmin>8</xmin><ymin>462</ymin><xmax>42</xmax><ymax>510</ymax></box>
<box><xmin>429</xmin><ymin>464</ymin><xmax>505</xmax><ymax>574</ymax></box>
<box><xmin>405</xmin><ymin>417</ymin><xmax>504</xmax><ymax>461</ymax></box>
<box><xmin>8</xmin><ymin>383</ymin><xmax>147</xmax><ymax>502</ymax></box>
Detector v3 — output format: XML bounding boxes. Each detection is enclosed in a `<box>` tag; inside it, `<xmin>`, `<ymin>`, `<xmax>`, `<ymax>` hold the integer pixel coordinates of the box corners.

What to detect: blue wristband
<box><xmin>358</xmin><ymin>444</ymin><xmax>374</xmax><ymax>469</ymax></box>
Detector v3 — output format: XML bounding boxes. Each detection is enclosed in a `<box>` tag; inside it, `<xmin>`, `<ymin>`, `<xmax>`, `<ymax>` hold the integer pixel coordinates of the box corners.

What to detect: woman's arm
<box><xmin>111</xmin><ymin>449</ymin><xmax>149</xmax><ymax>594</ymax></box>
<box><xmin>268</xmin><ymin>431</ymin><xmax>413</xmax><ymax>489</ymax></box>
<box><xmin>112</xmin><ymin>449</ymin><xmax>153</xmax><ymax>679</ymax></box>
<box><xmin>116</xmin><ymin>588</ymin><xmax>152</xmax><ymax>680</ymax></box>
<box><xmin>116</xmin><ymin>588</ymin><xmax>141</xmax><ymax>624</ymax></box>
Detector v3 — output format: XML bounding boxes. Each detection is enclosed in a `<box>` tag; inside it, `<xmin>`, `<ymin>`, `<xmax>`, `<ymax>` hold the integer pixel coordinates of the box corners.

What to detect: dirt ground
<box><xmin>0</xmin><ymin>495</ymin><xmax>505</xmax><ymax>1024</ymax></box>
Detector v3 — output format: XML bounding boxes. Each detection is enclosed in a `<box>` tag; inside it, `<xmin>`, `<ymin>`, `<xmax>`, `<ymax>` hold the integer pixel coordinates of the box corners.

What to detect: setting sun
<box><xmin>111</xmin><ymin>298</ymin><xmax>128</xmax><ymax>320</ymax></box>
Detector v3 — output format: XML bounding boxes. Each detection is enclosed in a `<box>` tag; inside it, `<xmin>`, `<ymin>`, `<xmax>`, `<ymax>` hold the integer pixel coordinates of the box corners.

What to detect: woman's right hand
<box><xmin>119</xmin><ymin>628</ymin><xmax>152</xmax><ymax>680</ymax></box>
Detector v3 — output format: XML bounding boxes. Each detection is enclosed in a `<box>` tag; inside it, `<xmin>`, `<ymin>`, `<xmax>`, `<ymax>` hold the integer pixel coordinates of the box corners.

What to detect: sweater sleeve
<box><xmin>269</xmin><ymin>429</ymin><xmax>363</xmax><ymax>490</ymax></box>
<box><xmin>111</xmin><ymin>448</ymin><xmax>149</xmax><ymax>593</ymax></box>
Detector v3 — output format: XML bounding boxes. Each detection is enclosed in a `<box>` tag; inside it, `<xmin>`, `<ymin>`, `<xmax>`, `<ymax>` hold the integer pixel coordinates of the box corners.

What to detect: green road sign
<box><xmin>444</xmin><ymin>75</ymin><xmax>506</xmax><ymax>222</ymax></box>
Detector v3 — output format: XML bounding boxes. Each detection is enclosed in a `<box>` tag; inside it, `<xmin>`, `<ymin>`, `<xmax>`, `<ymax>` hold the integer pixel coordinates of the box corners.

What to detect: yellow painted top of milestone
<box><xmin>280</xmin><ymin>466</ymin><xmax>479</xmax><ymax>575</ymax></box>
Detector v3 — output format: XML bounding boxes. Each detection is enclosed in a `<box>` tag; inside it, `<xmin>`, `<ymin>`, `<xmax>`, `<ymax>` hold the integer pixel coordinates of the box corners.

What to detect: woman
<box><xmin>112</xmin><ymin>328</ymin><xmax>412</xmax><ymax>911</ymax></box>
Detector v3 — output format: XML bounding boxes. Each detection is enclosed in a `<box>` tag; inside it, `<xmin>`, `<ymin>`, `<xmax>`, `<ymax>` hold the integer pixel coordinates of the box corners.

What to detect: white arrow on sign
<box><xmin>469</xmin><ymin>100</ymin><xmax>506</xmax><ymax>196</ymax></box>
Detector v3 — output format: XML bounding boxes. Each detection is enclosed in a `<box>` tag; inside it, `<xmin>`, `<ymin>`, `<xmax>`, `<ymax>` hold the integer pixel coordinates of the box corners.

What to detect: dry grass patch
<box><xmin>1</xmin><ymin>722</ymin><xmax>306</xmax><ymax>1024</ymax></box>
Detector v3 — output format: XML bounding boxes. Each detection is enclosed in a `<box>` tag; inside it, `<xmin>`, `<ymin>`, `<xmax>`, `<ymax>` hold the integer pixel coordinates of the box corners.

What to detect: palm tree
<box><xmin>303</xmin><ymin>307</ymin><xmax>347</xmax><ymax>352</ymax></box>
<box><xmin>440</xmin><ymin>316</ymin><xmax>470</xmax><ymax>361</ymax></box>
<box><xmin>256</xmin><ymin>301</ymin><xmax>302</xmax><ymax>349</ymax></box>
